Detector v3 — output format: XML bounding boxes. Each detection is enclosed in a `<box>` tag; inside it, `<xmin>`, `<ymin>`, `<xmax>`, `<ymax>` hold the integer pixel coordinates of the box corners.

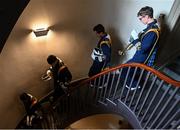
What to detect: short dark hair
<box><xmin>137</xmin><ymin>6</ymin><xmax>153</xmax><ymax>18</ymax></box>
<box><xmin>47</xmin><ymin>55</ymin><xmax>57</xmax><ymax>65</ymax></box>
<box><xmin>93</xmin><ymin>24</ymin><xmax>105</xmax><ymax>33</ymax></box>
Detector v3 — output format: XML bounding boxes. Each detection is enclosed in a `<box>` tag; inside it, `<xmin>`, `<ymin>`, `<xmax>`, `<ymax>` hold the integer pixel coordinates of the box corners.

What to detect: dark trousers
<box><xmin>53</xmin><ymin>85</ymin><xmax>66</xmax><ymax>101</ymax></box>
<box><xmin>88</xmin><ymin>60</ymin><xmax>105</xmax><ymax>77</ymax></box>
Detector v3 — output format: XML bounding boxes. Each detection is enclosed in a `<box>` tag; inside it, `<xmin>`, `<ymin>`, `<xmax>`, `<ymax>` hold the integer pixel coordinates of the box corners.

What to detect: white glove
<box><xmin>135</xmin><ymin>42</ymin><xmax>141</xmax><ymax>50</ymax></box>
<box><xmin>59</xmin><ymin>82</ymin><xmax>67</xmax><ymax>89</ymax></box>
<box><xmin>130</xmin><ymin>29</ymin><xmax>138</xmax><ymax>41</ymax></box>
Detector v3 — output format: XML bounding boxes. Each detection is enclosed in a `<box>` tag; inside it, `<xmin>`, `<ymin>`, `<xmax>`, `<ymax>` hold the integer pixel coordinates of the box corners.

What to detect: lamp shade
<box><xmin>33</xmin><ymin>28</ymin><xmax>49</xmax><ymax>37</ymax></box>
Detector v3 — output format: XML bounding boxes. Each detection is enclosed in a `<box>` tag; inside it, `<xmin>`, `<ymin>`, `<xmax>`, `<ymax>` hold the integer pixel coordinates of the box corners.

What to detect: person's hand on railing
<box><xmin>59</xmin><ymin>82</ymin><xmax>70</xmax><ymax>96</ymax></box>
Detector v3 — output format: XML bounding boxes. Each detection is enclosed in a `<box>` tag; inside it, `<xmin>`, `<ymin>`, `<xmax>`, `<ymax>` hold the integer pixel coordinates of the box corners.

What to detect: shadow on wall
<box><xmin>10</xmin><ymin>28</ymin><xmax>32</xmax><ymax>43</ymax></box>
<box><xmin>49</xmin><ymin>23</ymin><xmax>73</xmax><ymax>33</ymax></box>
<box><xmin>108</xmin><ymin>27</ymin><xmax>127</xmax><ymax>67</ymax></box>
<box><xmin>156</xmin><ymin>14</ymin><xmax>180</xmax><ymax>67</ymax></box>
<box><xmin>156</xmin><ymin>14</ymin><xmax>171</xmax><ymax>67</ymax></box>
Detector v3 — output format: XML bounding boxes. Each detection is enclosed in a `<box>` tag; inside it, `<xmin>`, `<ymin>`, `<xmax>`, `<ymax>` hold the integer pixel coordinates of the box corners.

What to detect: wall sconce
<box><xmin>33</xmin><ymin>28</ymin><xmax>49</xmax><ymax>37</ymax></box>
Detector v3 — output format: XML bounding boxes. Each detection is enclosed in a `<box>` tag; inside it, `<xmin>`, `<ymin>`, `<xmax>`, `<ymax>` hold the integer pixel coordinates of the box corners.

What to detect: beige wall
<box><xmin>0</xmin><ymin>0</ymin><xmax>175</xmax><ymax>128</ymax></box>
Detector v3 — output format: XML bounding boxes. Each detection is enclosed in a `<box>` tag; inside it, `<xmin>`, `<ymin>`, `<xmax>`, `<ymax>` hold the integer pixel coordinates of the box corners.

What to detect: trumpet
<box><xmin>41</xmin><ymin>69</ymin><xmax>52</xmax><ymax>81</ymax></box>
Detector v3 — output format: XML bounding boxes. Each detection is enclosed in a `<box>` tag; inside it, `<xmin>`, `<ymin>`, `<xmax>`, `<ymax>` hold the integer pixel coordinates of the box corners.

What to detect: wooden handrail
<box><xmin>17</xmin><ymin>63</ymin><xmax>179</xmax><ymax>128</ymax></box>
<box><xmin>77</xmin><ymin>63</ymin><xmax>180</xmax><ymax>87</ymax></box>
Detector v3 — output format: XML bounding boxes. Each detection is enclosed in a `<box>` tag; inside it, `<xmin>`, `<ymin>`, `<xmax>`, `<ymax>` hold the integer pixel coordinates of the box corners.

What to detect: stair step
<box><xmin>162</xmin><ymin>68</ymin><xmax>180</xmax><ymax>81</ymax></box>
<box><xmin>106</xmin><ymin>98</ymin><xmax>117</xmax><ymax>106</ymax></box>
<box><xmin>98</xmin><ymin>100</ymin><xmax>107</xmax><ymax>106</ymax></box>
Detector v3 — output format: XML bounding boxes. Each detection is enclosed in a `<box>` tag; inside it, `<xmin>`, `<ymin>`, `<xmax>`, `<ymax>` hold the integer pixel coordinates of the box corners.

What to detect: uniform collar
<box><xmin>143</xmin><ymin>19</ymin><xmax>158</xmax><ymax>31</ymax></box>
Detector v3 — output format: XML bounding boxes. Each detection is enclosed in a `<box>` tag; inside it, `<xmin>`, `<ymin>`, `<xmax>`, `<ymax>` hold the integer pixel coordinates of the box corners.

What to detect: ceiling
<box><xmin>0</xmin><ymin>0</ymin><xmax>30</xmax><ymax>53</ymax></box>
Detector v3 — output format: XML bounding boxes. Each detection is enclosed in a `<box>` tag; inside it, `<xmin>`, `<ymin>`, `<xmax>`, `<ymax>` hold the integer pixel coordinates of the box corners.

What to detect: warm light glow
<box><xmin>32</xmin><ymin>23</ymin><xmax>49</xmax><ymax>31</ymax></box>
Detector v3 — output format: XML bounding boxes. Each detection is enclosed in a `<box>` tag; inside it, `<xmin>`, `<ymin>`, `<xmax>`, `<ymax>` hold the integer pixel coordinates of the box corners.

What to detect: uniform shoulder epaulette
<box><xmin>58</xmin><ymin>65</ymin><xmax>66</xmax><ymax>72</ymax></box>
<box><xmin>146</xmin><ymin>28</ymin><xmax>160</xmax><ymax>38</ymax></box>
<box><xmin>100</xmin><ymin>39</ymin><xmax>111</xmax><ymax>48</ymax></box>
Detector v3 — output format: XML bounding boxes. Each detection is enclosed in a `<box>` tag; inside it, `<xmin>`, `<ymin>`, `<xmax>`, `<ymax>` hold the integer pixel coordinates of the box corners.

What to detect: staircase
<box><xmin>16</xmin><ymin>63</ymin><xmax>180</xmax><ymax>129</ymax></box>
<box><xmin>160</xmin><ymin>55</ymin><xmax>180</xmax><ymax>81</ymax></box>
